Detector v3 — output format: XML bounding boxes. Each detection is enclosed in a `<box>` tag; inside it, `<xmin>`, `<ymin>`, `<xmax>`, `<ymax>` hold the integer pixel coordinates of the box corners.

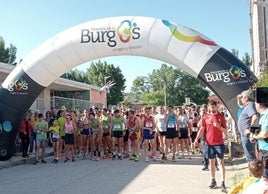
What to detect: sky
<box><xmin>1</xmin><ymin>0</ymin><xmax>251</xmax><ymax>92</ymax></box>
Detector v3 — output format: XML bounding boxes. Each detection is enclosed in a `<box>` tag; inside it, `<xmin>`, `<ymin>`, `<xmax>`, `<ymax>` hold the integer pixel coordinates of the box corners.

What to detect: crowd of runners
<box><xmin>17</xmin><ymin>103</ymin><xmax>230</xmax><ymax>165</ymax></box>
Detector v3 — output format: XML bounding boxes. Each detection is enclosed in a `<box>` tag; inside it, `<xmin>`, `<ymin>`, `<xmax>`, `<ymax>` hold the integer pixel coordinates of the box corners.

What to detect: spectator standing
<box><xmin>237</xmin><ymin>90</ymin><xmax>258</xmax><ymax>162</ymax></box>
<box><xmin>19</xmin><ymin>113</ymin><xmax>33</xmax><ymax>158</ymax></box>
<box><xmin>251</xmin><ymin>98</ymin><xmax>268</xmax><ymax>179</ymax></box>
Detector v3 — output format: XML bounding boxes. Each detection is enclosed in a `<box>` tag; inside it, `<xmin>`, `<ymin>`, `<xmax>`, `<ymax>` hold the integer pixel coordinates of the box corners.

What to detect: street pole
<box><xmin>160</xmin><ymin>79</ymin><xmax>167</xmax><ymax>109</ymax></box>
<box><xmin>104</xmin><ymin>76</ymin><xmax>110</xmax><ymax>108</ymax></box>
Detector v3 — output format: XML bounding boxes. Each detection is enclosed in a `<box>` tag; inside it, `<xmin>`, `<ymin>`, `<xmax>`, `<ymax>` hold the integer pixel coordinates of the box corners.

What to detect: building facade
<box><xmin>0</xmin><ymin>62</ymin><xmax>106</xmax><ymax>114</ymax></box>
<box><xmin>250</xmin><ymin>0</ymin><xmax>268</xmax><ymax>76</ymax></box>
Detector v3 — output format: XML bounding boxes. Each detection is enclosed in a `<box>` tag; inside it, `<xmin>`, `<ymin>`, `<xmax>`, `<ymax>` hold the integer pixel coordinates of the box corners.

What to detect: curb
<box><xmin>0</xmin><ymin>150</ymin><xmax>54</xmax><ymax>171</ymax></box>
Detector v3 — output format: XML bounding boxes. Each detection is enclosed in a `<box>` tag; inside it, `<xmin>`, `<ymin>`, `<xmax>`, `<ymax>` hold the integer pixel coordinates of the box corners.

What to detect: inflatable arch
<box><xmin>0</xmin><ymin>16</ymin><xmax>257</xmax><ymax>160</ymax></box>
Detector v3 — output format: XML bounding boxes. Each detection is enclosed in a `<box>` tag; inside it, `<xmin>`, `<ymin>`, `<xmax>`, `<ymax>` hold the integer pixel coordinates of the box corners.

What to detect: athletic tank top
<box><xmin>65</xmin><ymin>122</ymin><xmax>74</xmax><ymax>133</ymax></box>
<box><xmin>113</xmin><ymin>117</ymin><xmax>123</xmax><ymax>131</ymax></box>
<box><xmin>100</xmin><ymin>115</ymin><xmax>110</xmax><ymax>130</ymax></box>
<box><xmin>91</xmin><ymin>120</ymin><xmax>99</xmax><ymax>134</ymax></box>
<box><xmin>143</xmin><ymin>116</ymin><xmax>153</xmax><ymax>129</ymax></box>
<box><xmin>128</xmin><ymin>117</ymin><xmax>136</xmax><ymax>130</ymax></box>
<box><xmin>167</xmin><ymin>114</ymin><xmax>176</xmax><ymax>129</ymax></box>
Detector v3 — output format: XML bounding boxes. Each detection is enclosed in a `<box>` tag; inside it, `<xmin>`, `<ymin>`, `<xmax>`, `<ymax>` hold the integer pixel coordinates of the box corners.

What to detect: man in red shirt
<box><xmin>194</xmin><ymin>100</ymin><xmax>227</xmax><ymax>191</ymax></box>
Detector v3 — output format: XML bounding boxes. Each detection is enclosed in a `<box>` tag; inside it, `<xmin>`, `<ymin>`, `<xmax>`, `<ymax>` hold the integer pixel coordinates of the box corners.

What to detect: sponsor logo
<box><xmin>204</xmin><ymin>65</ymin><xmax>247</xmax><ymax>84</ymax></box>
<box><xmin>0</xmin><ymin>120</ymin><xmax>12</xmax><ymax>133</ymax></box>
<box><xmin>7</xmin><ymin>77</ymin><xmax>28</xmax><ymax>95</ymax></box>
<box><xmin>81</xmin><ymin>20</ymin><xmax>141</xmax><ymax>47</ymax></box>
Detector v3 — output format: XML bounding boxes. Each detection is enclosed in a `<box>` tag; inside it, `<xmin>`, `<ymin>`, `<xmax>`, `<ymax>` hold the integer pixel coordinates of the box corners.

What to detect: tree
<box><xmin>85</xmin><ymin>60</ymin><xmax>126</xmax><ymax>106</ymax></box>
<box><xmin>62</xmin><ymin>69</ymin><xmax>85</xmax><ymax>82</ymax></box>
<box><xmin>257</xmin><ymin>70</ymin><xmax>268</xmax><ymax>87</ymax></box>
<box><xmin>0</xmin><ymin>36</ymin><xmax>17</xmax><ymax>65</ymax></box>
<box><xmin>131</xmin><ymin>64</ymin><xmax>209</xmax><ymax>106</ymax></box>
<box><xmin>242</xmin><ymin>52</ymin><xmax>252</xmax><ymax>67</ymax></box>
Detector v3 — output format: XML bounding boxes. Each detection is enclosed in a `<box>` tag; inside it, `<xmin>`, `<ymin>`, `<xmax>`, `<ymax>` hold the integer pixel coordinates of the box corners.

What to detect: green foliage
<box><xmin>242</xmin><ymin>52</ymin><xmax>252</xmax><ymax>67</ymax></box>
<box><xmin>141</xmin><ymin>91</ymin><xmax>163</xmax><ymax>106</ymax></box>
<box><xmin>85</xmin><ymin>60</ymin><xmax>126</xmax><ymax>106</ymax></box>
<box><xmin>62</xmin><ymin>60</ymin><xmax>126</xmax><ymax>106</ymax></box>
<box><xmin>257</xmin><ymin>70</ymin><xmax>268</xmax><ymax>87</ymax></box>
<box><xmin>131</xmin><ymin>64</ymin><xmax>209</xmax><ymax>106</ymax></box>
<box><xmin>0</xmin><ymin>36</ymin><xmax>17</xmax><ymax>65</ymax></box>
<box><xmin>62</xmin><ymin>69</ymin><xmax>85</xmax><ymax>82</ymax></box>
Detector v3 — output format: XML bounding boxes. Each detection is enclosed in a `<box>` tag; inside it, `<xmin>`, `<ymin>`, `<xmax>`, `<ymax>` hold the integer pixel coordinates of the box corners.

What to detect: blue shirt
<box><xmin>257</xmin><ymin>108</ymin><xmax>268</xmax><ymax>151</ymax></box>
<box><xmin>238</xmin><ymin>101</ymin><xmax>257</xmax><ymax>135</ymax></box>
<box><xmin>166</xmin><ymin>114</ymin><xmax>177</xmax><ymax>129</ymax></box>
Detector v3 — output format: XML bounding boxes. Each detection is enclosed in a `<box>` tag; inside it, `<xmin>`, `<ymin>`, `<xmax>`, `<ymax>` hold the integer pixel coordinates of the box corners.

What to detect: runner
<box><xmin>89</xmin><ymin>112</ymin><xmax>102</xmax><ymax>161</ymax></box>
<box><xmin>177</xmin><ymin>106</ymin><xmax>191</xmax><ymax>159</ymax></box>
<box><xmin>128</xmin><ymin>110</ymin><xmax>141</xmax><ymax>162</ymax></box>
<box><xmin>111</xmin><ymin>109</ymin><xmax>125</xmax><ymax>160</ymax></box>
<box><xmin>49</xmin><ymin>118</ymin><xmax>60</xmax><ymax>163</ymax></box>
<box><xmin>141</xmin><ymin>107</ymin><xmax>157</xmax><ymax>162</ymax></box>
<box><xmin>100</xmin><ymin>108</ymin><xmax>112</xmax><ymax>159</ymax></box>
<box><xmin>163</xmin><ymin>105</ymin><xmax>178</xmax><ymax>162</ymax></box>
<box><xmin>63</xmin><ymin>114</ymin><xmax>76</xmax><ymax>162</ymax></box>
<box><xmin>33</xmin><ymin>113</ymin><xmax>49</xmax><ymax>164</ymax></box>
<box><xmin>81</xmin><ymin>110</ymin><xmax>91</xmax><ymax>159</ymax></box>
<box><xmin>155</xmin><ymin>106</ymin><xmax>167</xmax><ymax>160</ymax></box>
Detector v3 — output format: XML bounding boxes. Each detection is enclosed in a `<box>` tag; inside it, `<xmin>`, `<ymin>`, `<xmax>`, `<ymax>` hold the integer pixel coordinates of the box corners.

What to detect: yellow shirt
<box><xmin>49</xmin><ymin>126</ymin><xmax>60</xmax><ymax>134</ymax></box>
<box><xmin>57</xmin><ymin>117</ymin><xmax>66</xmax><ymax>137</ymax></box>
<box><xmin>228</xmin><ymin>176</ymin><xmax>258</xmax><ymax>194</ymax></box>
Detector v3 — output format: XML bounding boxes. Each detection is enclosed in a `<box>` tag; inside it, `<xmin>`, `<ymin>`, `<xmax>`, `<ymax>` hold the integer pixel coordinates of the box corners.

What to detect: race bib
<box><xmin>114</xmin><ymin>123</ymin><xmax>121</xmax><ymax>129</ymax></box>
<box><xmin>52</xmin><ymin>133</ymin><xmax>59</xmax><ymax>139</ymax></box>
<box><xmin>145</xmin><ymin>122</ymin><xmax>152</xmax><ymax>128</ymax></box>
<box><xmin>103</xmin><ymin>124</ymin><xmax>109</xmax><ymax>129</ymax></box>
<box><xmin>192</xmin><ymin>127</ymin><xmax>198</xmax><ymax>132</ymax></box>
<box><xmin>167</xmin><ymin>122</ymin><xmax>175</xmax><ymax>128</ymax></box>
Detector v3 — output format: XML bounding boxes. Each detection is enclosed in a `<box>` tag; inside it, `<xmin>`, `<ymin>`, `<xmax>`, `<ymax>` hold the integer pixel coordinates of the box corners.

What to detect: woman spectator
<box><xmin>19</xmin><ymin>113</ymin><xmax>33</xmax><ymax>158</ymax></box>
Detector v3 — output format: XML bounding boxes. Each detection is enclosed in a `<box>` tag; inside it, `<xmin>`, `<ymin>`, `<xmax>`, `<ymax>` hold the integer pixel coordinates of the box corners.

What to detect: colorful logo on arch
<box><xmin>116</xmin><ymin>20</ymin><xmax>140</xmax><ymax>43</ymax></box>
<box><xmin>162</xmin><ymin>20</ymin><xmax>217</xmax><ymax>46</ymax></box>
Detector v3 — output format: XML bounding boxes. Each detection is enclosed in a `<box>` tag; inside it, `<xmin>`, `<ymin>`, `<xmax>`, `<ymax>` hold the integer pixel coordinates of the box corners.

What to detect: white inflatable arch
<box><xmin>0</xmin><ymin>16</ymin><xmax>257</xmax><ymax>160</ymax></box>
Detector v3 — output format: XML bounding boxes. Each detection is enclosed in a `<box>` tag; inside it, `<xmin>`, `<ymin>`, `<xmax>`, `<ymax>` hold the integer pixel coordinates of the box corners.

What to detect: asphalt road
<box><xmin>0</xmin><ymin>153</ymin><xmax>241</xmax><ymax>194</ymax></box>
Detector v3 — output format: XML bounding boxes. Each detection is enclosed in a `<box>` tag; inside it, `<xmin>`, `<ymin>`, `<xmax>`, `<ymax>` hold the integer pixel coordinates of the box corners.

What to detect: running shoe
<box><xmin>64</xmin><ymin>158</ymin><xmax>70</xmax><ymax>163</ymax></box>
<box><xmin>149</xmin><ymin>153</ymin><xmax>155</xmax><ymax>159</ymax></box>
<box><xmin>103</xmin><ymin>153</ymin><xmax>108</xmax><ymax>159</ymax></box>
<box><xmin>134</xmin><ymin>155</ymin><xmax>140</xmax><ymax>162</ymax></box>
<box><xmin>130</xmin><ymin>155</ymin><xmax>136</xmax><ymax>160</ymax></box>
<box><xmin>145</xmin><ymin>156</ymin><xmax>149</xmax><ymax>162</ymax></box>
<box><xmin>41</xmin><ymin>159</ymin><xmax>47</xmax><ymax>164</ymax></box>
<box><xmin>220</xmin><ymin>182</ymin><xmax>227</xmax><ymax>192</ymax></box>
<box><xmin>202</xmin><ymin>166</ymin><xmax>209</xmax><ymax>171</ymax></box>
<box><xmin>161</xmin><ymin>157</ymin><xmax>167</xmax><ymax>163</ymax></box>
<box><xmin>208</xmin><ymin>180</ymin><xmax>217</xmax><ymax>189</ymax></box>
<box><xmin>112</xmin><ymin>153</ymin><xmax>116</xmax><ymax>160</ymax></box>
